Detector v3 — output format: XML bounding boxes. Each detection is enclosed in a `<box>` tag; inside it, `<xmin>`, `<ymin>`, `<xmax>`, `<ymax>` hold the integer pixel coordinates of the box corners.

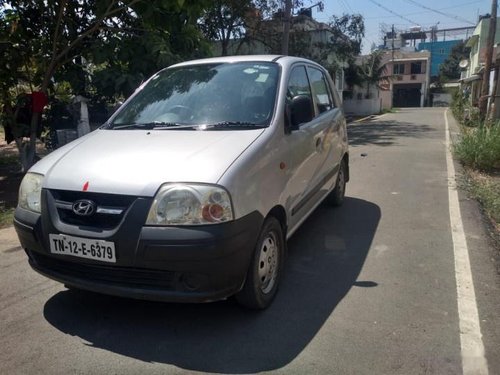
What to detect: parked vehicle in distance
<box><xmin>14</xmin><ymin>55</ymin><xmax>349</xmax><ymax>309</ymax></box>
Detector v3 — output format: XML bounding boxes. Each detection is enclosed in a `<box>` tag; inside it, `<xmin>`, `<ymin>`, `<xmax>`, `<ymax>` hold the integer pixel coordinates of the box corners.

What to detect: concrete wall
<box><xmin>381</xmin><ymin>90</ymin><xmax>392</xmax><ymax>109</ymax></box>
<box><xmin>432</xmin><ymin>93</ymin><xmax>453</xmax><ymax>107</ymax></box>
<box><xmin>343</xmin><ymin>98</ymin><xmax>381</xmax><ymax>116</ymax></box>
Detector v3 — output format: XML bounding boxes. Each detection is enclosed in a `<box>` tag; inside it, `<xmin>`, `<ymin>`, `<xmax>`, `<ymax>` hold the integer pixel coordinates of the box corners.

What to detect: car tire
<box><xmin>328</xmin><ymin>159</ymin><xmax>347</xmax><ymax>206</ymax></box>
<box><xmin>236</xmin><ymin>216</ymin><xmax>284</xmax><ymax>310</ymax></box>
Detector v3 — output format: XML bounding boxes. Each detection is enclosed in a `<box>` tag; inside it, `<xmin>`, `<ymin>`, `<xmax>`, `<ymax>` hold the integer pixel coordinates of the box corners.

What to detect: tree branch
<box><xmin>51</xmin><ymin>0</ymin><xmax>67</xmax><ymax>60</ymax></box>
<box><xmin>42</xmin><ymin>0</ymin><xmax>142</xmax><ymax>90</ymax></box>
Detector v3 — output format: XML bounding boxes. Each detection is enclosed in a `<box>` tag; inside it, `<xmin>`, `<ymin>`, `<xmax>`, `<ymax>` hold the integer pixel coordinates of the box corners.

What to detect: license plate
<box><xmin>49</xmin><ymin>234</ymin><xmax>116</xmax><ymax>263</ymax></box>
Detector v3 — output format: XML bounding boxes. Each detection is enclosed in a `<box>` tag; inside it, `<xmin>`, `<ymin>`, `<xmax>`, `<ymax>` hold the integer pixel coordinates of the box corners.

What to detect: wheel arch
<box><xmin>266</xmin><ymin>205</ymin><xmax>288</xmax><ymax>238</ymax></box>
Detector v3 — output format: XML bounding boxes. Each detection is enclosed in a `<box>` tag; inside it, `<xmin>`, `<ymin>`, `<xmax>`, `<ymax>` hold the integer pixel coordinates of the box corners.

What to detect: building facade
<box><xmin>378</xmin><ymin>50</ymin><xmax>431</xmax><ymax>109</ymax></box>
<box><xmin>417</xmin><ymin>40</ymin><xmax>462</xmax><ymax>77</ymax></box>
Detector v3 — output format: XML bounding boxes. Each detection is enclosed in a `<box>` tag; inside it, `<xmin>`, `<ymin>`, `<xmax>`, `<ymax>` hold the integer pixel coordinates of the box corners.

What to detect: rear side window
<box><xmin>307</xmin><ymin>67</ymin><xmax>334</xmax><ymax>113</ymax></box>
<box><xmin>286</xmin><ymin>66</ymin><xmax>312</xmax><ymax>102</ymax></box>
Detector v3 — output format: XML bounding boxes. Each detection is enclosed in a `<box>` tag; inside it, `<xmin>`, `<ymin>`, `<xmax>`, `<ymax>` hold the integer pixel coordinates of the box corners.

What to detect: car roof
<box><xmin>169</xmin><ymin>55</ymin><xmax>322</xmax><ymax>69</ymax></box>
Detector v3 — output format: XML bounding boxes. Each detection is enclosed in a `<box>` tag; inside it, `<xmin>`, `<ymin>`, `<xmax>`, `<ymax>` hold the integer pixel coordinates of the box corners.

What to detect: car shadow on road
<box><xmin>43</xmin><ymin>197</ymin><xmax>381</xmax><ymax>374</ymax></box>
<box><xmin>348</xmin><ymin>120</ymin><xmax>435</xmax><ymax>147</ymax></box>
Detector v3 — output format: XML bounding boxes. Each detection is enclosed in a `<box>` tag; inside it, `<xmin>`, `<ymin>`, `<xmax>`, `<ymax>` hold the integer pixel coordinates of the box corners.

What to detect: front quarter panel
<box><xmin>217</xmin><ymin>125</ymin><xmax>288</xmax><ymax>222</ymax></box>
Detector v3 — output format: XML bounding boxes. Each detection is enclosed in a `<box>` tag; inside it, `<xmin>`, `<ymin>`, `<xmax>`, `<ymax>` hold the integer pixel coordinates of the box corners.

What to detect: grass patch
<box><xmin>462</xmin><ymin>170</ymin><xmax>500</xmax><ymax>230</ymax></box>
<box><xmin>454</xmin><ymin>125</ymin><xmax>500</xmax><ymax>172</ymax></box>
<box><xmin>0</xmin><ymin>206</ymin><xmax>15</xmax><ymax>229</ymax></box>
<box><xmin>380</xmin><ymin>108</ymin><xmax>398</xmax><ymax>114</ymax></box>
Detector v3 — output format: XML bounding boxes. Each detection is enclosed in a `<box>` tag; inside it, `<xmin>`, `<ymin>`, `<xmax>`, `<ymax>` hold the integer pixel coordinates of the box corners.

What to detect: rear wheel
<box><xmin>236</xmin><ymin>217</ymin><xmax>284</xmax><ymax>309</ymax></box>
<box><xmin>328</xmin><ymin>159</ymin><xmax>347</xmax><ymax>206</ymax></box>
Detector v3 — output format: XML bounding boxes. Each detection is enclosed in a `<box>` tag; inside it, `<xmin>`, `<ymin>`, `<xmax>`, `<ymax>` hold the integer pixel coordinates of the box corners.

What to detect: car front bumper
<box><xmin>14</xmin><ymin>193</ymin><xmax>263</xmax><ymax>303</ymax></box>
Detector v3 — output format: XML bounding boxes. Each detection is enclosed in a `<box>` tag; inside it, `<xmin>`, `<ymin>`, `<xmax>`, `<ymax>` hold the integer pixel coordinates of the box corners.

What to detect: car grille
<box><xmin>29</xmin><ymin>251</ymin><xmax>177</xmax><ymax>290</ymax></box>
<box><xmin>49</xmin><ymin>190</ymin><xmax>137</xmax><ymax>229</ymax></box>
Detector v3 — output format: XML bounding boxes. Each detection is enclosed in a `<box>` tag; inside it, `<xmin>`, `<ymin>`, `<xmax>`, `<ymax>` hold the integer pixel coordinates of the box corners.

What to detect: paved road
<box><xmin>1</xmin><ymin>108</ymin><xmax>499</xmax><ymax>374</ymax></box>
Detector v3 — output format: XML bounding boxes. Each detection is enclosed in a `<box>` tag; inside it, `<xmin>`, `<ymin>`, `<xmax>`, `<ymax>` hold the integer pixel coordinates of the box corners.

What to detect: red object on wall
<box><xmin>31</xmin><ymin>91</ymin><xmax>48</xmax><ymax>113</ymax></box>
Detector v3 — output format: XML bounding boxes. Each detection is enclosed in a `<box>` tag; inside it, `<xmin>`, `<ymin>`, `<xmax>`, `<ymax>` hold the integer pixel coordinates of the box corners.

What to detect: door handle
<box><xmin>315</xmin><ymin>137</ymin><xmax>322</xmax><ymax>148</ymax></box>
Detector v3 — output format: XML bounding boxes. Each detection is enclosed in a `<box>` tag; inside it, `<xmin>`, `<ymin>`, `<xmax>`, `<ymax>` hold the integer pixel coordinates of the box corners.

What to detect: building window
<box><xmin>411</xmin><ymin>62</ymin><xmax>422</xmax><ymax>74</ymax></box>
<box><xmin>393</xmin><ymin>63</ymin><xmax>405</xmax><ymax>74</ymax></box>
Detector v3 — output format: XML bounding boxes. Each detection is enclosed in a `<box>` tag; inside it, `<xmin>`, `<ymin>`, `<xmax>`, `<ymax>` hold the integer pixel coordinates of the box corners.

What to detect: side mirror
<box><xmin>288</xmin><ymin>95</ymin><xmax>314</xmax><ymax>130</ymax></box>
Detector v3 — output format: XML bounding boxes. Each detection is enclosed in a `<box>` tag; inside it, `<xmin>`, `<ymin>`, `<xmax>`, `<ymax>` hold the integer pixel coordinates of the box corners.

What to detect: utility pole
<box><xmin>282</xmin><ymin>0</ymin><xmax>292</xmax><ymax>55</ymax></box>
<box><xmin>391</xmin><ymin>25</ymin><xmax>395</xmax><ymax>108</ymax></box>
<box><xmin>479</xmin><ymin>0</ymin><xmax>497</xmax><ymax>121</ymax></box>
<box><xmin>391</xmin><ymin>24</ymin><xmax>395</xmax><ymax>63</ymax></box>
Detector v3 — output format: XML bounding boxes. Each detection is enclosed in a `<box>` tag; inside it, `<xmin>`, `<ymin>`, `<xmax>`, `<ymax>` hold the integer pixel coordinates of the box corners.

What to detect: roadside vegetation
<box><xmin>451</xmin><ymin>92</ymin><xmax>500</xmax><ymax>236</ymax></box>
<box><xmin>0</xmin><ymin>127</ymin><xmax>21</xmax><ymax>229</ymax></box>
<box><xmin>0</xmin><ymin>207</ymin><xmax>15</xmax><ymax>229</ymax></box>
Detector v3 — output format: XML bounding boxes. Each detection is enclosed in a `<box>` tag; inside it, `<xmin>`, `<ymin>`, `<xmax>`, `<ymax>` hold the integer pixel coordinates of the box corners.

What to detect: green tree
<box><xmin>292</xmin><ymin>13</ymin><xmax>365</xmax><ymax>78</ymax></box>
<box><xmin>358</xmin><ymin>50</ymin><xmax>386</xmax><ymax>98</ymax></box>
<box><xmin>199</xmin><ymin>0</ymin><xmax>253</xmax><ymax>56</ymax></box>
<box><xmin>0</xmin><ymin>0</ymin><xmax>209</xmax><ymax>170</ymax></box>
<box><xmin>439</xmin><ymin>40</ymin><xmax>470</xmax><ymax>81</ymax></box>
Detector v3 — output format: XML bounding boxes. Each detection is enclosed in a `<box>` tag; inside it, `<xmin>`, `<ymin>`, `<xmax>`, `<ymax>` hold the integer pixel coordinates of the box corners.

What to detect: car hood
<box><xmin>32</xmin><ymin>128</ymin><xmax>265</xmax><ymax>196</ymax></box>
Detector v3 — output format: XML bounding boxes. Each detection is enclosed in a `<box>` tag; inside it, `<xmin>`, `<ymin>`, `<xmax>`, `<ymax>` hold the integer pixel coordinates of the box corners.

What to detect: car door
<box><xmin>305</xmin><ymin>66</ymin><xmax>345</xmax><ymax>196</ymax></box>
<box><xmin>284</xmin><ymin>64</ymin><xmax>331</xmax><ymax>230</ymax></box>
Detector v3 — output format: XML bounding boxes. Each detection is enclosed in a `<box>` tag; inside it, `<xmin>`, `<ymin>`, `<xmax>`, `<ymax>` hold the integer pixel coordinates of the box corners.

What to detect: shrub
<box><xmin>451</xmin><ymin>89</ymin><xmax>481</xmax><ymax>127</ymax></box>
<box><xmin>454</xmin><ymin>124</ymin><xmax>500</xmax><ymax>171</ymax></box>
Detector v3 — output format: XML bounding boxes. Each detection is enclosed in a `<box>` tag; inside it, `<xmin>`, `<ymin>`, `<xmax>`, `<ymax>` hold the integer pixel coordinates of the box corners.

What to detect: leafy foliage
<box><xmin>287</xmin><ymin>13</ymin><xmax>365</xmax><ymax>77</ymax></box>
<box><xmin>454</xmin><ymin>124</ymin><xmax>500</xmax><ymax>171</ymax></box>
<box><xmin>328</xmin><ymin>13</ymin><xmax>365</xmax><ymax>60</ymax></box>
<box><xmin>0</xmin><ymin>0</ymin><xmax>210</xmax><ymax>169</ymax></box>
<box><xmin>357</xmin><ymin>50</ymin><xmax>386</xmax><ymax>98</ymax></box>
<box><xmin>199</xmin><ymin>0</ymin><xmax>253</xmax><ymax>56</ymax></box>
<box><xmin>439</xmin><ymin>40</ymin><xmax>470</xmax><ymax>81</ymax></box>
<box><xmin>451</xmin><ymin>89</ymin><xmax>481</xmax><ymax>128</ymax></box>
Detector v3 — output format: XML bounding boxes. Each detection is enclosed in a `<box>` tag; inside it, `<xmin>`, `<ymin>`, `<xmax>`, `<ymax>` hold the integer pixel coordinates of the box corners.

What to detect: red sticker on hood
<box><xmin>82</xmin><ymin>181</ymin><xmax>89</xmax><ymax>191</ymax></box>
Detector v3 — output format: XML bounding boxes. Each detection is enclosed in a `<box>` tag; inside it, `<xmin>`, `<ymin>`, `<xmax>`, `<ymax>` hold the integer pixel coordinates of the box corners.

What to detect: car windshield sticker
<box><xmin>256</xmin><ymin>73</ymin><xmax>269</xmax><ymax>83</ymax></box>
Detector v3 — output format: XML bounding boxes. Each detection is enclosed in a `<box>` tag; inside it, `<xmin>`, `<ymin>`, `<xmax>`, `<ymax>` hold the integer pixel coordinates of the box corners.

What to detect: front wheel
<box><xmin>236</xmin><ymin>217</ymin><xmax>284</xmax><ymax>309</ymax></box>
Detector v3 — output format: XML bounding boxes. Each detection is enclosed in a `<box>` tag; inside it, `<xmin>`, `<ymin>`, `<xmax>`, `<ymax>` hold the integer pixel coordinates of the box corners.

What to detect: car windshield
<box><xmin>109</xmin><ymin>62</ymin><xmax>279</xmax><ymax>129</ymax></box>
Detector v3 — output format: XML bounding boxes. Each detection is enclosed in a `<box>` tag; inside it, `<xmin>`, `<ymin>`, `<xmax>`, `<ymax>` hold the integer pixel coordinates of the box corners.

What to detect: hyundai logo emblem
<box><xmin>72</xmin><ymin>199</ymin><xmax>96</xmax><ymax>216</ymax></box>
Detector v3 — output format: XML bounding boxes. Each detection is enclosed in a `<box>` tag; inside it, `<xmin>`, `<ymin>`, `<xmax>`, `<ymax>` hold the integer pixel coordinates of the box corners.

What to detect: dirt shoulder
<box><xmin>460</xmin><ymin>168</ymin><xmax>500</xmax><ymax>249</ymax></box>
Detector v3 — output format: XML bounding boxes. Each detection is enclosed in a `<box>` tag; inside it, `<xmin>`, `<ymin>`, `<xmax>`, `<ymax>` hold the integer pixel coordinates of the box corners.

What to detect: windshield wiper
<box><xmin>155</xmin><ymin>121</ymin><xmax>267</xmax><ymax>130</ymax></box>
<box><xmin>204</xmin><ymin>121</ymin><xmax>267</xmax><ymax>129</ymax></box>
<box><xmin>112</xmin><ymin>121</ymin><xmax>267</xmax><ymax>131</ymax></box>
<box><xmin>111</xmin><ymin>121</ymin><xmax>182</xmax><ymax>130</ymax></box>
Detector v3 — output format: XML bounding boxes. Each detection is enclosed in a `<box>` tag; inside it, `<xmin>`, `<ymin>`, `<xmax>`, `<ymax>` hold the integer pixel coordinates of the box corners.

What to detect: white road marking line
<box><xmin>444</xmin><ymin>109</ymin><xmax>489</xmax><ymax>375</ymax></box>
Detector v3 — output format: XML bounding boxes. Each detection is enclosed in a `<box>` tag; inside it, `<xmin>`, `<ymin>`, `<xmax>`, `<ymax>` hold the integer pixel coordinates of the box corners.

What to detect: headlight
<box><xmin>18</xmin><ymin>172</ymin><xmax>44</xmax><ymax>213</ymax></box>
<box><xmin>146</xmin><ymin>184</ymin><xmax>233</xmax><ymax>225</ymax></box>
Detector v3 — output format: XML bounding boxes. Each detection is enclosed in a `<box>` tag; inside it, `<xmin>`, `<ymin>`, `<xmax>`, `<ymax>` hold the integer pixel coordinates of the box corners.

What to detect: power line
<box><xmin>364</xmin><ymin>1</ymin><xmax>486</xmax><ymax>20</ymax></box>
<box><xmin>339</xmin><ymin>0</ymin><xmax>354</xmax><ymax>14</ymax></box>
<box><xmin>336</xmin><ymin>0</ymin><xmax>348</xmax><ymax>14</ymax></box>
<box><xmin>367</xmin><ymin>0</ymin><xmax>419</xmax><ymax>25</ymax></box>
<box><xmin>403</xmin><ymin>0</ymin><xmax>476</xmax><ymax>25</ymax></box>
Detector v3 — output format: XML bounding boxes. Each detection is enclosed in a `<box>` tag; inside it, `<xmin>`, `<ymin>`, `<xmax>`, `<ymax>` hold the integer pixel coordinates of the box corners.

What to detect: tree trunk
<box><xmin>281</xmin><ymin>0</ymin><xmax>292</xmax><ymax>55</ymax></box>
<box><xmin>19</xmin><ymin>60</ymin><xmax>56</xmax><ymax>171</ymax></box>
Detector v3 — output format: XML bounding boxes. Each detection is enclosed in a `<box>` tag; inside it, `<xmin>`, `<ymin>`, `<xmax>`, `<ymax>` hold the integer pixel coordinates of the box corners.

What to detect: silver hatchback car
<box><xmin>14</xmin><ymin>55</ymin><xmax>349</xmax><ymax>309</ymax></box>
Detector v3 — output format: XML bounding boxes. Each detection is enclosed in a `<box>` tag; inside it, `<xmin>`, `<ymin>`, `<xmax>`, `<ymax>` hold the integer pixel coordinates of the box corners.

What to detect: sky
<box><xmin>311</xmin><ymin>0</ymin><xmax>493</xmax><ymax>53</ymax></box>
